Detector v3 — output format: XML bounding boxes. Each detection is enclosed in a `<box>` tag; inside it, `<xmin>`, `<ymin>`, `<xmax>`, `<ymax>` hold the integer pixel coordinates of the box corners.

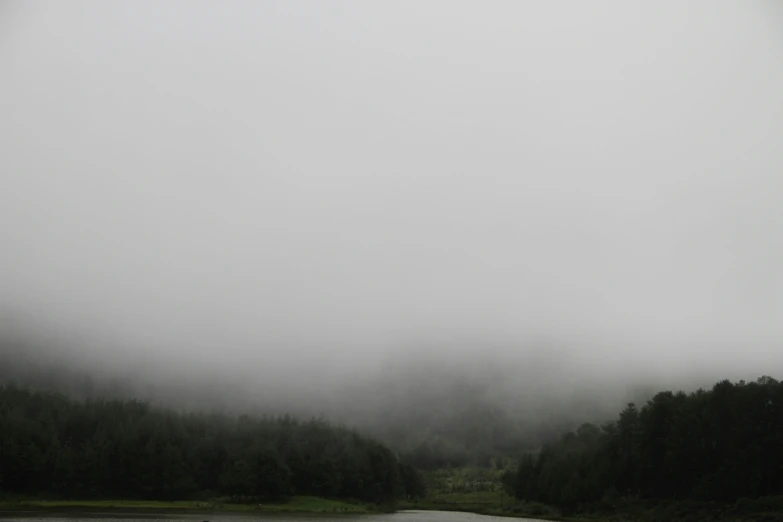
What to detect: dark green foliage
<box><xmin>398</xmin><ymin>463</ymin><xmax>427</xmax><ymax>499</ymax></box>
<box><xmin>0</xmin><ymin>385</ymin><xmax>423</xmax><ymax>503</ymax></box>
<box><xmin>0</xmin><ymin>339</ymin><xmax>619</xmax><ymax>470</ymax></box>
<box><xmin>505</xmin><ymin>376</ymin><xmax>783</xmax><ymax>513</ymax></box>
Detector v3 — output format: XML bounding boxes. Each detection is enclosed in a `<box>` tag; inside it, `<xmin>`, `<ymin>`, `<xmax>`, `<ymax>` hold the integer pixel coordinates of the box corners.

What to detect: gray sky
<box><xmin>2</xmin><ymin>1</ymin><xmax>783</xmax><ymax>384</ymax></box>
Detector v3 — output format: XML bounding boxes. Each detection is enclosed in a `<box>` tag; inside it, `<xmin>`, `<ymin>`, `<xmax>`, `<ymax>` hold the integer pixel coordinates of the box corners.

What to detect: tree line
<box><xmin>0</xmin><ymin>337</ymin><xmax>630</xmax><ymax>470</ymax></box>
<box><xmin>503</xmin><ymin>376</ymin><xmax>783</xmax><ymax>513</ymax></box>
<box><xmin>0</xmin><ymin>385</ymin><xmax>425</xmax><ymax>503</ymax></box>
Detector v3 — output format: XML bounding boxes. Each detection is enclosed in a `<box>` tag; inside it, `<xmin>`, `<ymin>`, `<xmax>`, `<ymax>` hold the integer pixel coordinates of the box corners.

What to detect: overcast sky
<box><xmin>2</xmin><ymin>1</ymin><xmax>782</xmax><ymax>382</ymax></box>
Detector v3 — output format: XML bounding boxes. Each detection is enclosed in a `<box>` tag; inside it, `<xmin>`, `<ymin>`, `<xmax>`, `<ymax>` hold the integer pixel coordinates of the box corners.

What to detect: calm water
<box><xmin>0</xmin><ymin>511</ymin><xmax>541</xmax><ymax>522</ymax></box>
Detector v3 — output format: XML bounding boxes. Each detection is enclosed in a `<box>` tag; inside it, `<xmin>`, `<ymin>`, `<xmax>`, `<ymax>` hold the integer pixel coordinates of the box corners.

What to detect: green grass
<box><xmin>400</xmin><ymin>490</ymin><xmax>569</xmax><ymax>520</ymax></box>
<box><xmin>0</xmin><ymin>496</ymin><xmax>372</xmax><ymax>514</ymax></box>
<box><xmin>253</xmin><ymin>496</ymin><xmax>372</xmax><ymax>513</ymax></box>
<box><xmin>404</xmin><ymin>492</ymin><xmax>783</xmax><ymax>522</ymax></box>
<box><xmin>13</xmin><ymin>500</ymin><xmax>208</xmax><ymax>509</ymax></box>
<box><xmin>405</xmin><ymin>468</ymin><xmax>560</xmax><ymax>519</ymax></box>
<box><xmin>428</xmin><ymin>490</ymin><xmax>510</xmax><ymax>504</ymax></box>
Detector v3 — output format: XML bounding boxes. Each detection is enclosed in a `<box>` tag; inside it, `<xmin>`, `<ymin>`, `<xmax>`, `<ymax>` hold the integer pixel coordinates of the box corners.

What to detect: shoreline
<box><xmin>0</xmin><ymin>500</ymin><xmax>585</xmax><ymax>521</ymax></box>
<box><xmin>0</xmin><ymin>497</ymin><xmax>377</xmax><ymax>517</ymax></box>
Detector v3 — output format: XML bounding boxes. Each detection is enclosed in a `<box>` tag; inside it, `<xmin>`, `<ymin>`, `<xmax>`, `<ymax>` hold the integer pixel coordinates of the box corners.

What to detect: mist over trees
<box><xmin>1</xmin><ymin>3</ymin><xmax>782</xmax><ymax>520</ymax></box>
<box><xmin>0</xmin><ymin>332</ymin><xmax>663</xmax><ymax>469</ymax></box>
<box><xmin>4</xmin><ymin>329</ymin><xmax>783</xmax><ymax>521</ymax></box>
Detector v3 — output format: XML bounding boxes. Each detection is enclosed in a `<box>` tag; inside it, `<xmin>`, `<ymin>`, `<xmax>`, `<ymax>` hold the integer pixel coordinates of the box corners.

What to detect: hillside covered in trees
<box><xmin>503</xmin><ymin>376</ymin><xmax>783</xmax><ymax>518</ymax></box>
<box><xmin>6</xmin><ymin>332</ymin><xmax>783</xmax><ymax>521</ymax></box>
<box><xmin>0</xmin><ymin>385</ymin><xmax>425</xmax><ymax>504</ymax></box>
<box><xmin>0</xmin><ymin>333</ymin><xmax>660</xmax><ymax>470</ymax></box>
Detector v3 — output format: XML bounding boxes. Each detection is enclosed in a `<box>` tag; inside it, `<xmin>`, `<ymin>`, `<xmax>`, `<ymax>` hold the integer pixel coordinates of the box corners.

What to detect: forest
<box><xmin>3</xmin><ymin>339</ymin><xmax>783</xmax><ymax>520</ymax></box>
<box><xmin>503</xmin><ymin>376</ymin><xmax>783</xmax><ymax>517</ymax></box>
<box><xmin>0</xmin><ymin>385</ymin><xmax>425</xmax><ymax>504</ymax></box>
<box><xmin>0</xmin><ymin>335</ymin><xmax>652</xmax><ymax>471</ymax></box>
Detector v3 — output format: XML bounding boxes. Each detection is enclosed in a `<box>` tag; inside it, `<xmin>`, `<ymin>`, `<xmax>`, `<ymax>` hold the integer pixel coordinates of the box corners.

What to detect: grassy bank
<box><xmin>399</xmin><ymin>490</ymin><xmax>571</xmax><ymax>521</ymax></box>
<box><xmin>404</xmin><ymin>470</ymin><xmax>571</xmax><ymax>520</ymax></box>
<box><xmin>11</xmin><ymin>494</ymin><xmax>783</xmax><ymax>522</ymax></box>
<box><xmin>0</xmin><ymin>496</ymin><xmax>374</xmax><ymax>514</ymax></box>
<box><xmin>404</xmin><ymin>490</ymin><xmax>783</xmax><ymax>522</ymax></box>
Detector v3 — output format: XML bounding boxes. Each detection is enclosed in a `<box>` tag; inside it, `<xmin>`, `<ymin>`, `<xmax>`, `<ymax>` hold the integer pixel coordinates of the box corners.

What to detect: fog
<box><xmin>2</xmin><ymin>1</ymin><xmax>783</xmax><ymax>426</ymax></box>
